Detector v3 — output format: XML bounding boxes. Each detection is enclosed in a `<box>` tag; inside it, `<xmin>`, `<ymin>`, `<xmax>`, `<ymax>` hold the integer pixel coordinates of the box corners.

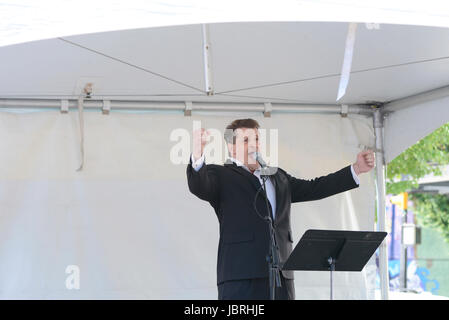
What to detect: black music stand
<box><xmin>282</xmin><ymin>229</ymin><xmax>387</xmax><ymax>300</ymax></box>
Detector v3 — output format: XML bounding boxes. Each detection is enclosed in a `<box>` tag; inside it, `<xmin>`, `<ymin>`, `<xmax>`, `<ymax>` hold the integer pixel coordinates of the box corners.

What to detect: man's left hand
<box><xmin>353</xmin><ymin>149</ymin><xmax>375</xmax><ymax>175</ymax></box>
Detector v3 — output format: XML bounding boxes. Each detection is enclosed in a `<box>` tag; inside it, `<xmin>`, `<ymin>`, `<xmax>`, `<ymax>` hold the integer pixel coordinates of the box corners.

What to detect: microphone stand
<box><xmin>260</xmin><ymin>168</ymin><xmax>282</xmax><ymax>300</ymax></box>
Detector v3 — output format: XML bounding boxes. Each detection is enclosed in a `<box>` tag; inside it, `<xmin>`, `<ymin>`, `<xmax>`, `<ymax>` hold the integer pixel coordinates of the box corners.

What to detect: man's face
<box><xmin>227</xmin><ymin>127</ymin><xmax>260</xmax><ymax>170</ymax></box>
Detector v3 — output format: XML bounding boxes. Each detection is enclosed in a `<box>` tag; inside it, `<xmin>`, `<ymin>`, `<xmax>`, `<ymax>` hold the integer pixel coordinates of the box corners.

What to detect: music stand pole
<box><xmin>328</xmin><ymin>257</ymin><xmax>336</xmax><ymax>300</ymax></box>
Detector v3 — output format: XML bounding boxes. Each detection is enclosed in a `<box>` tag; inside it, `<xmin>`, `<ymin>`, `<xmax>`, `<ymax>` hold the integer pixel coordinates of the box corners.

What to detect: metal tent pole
<box><xmin>373</xmin><ymin>109</ymin><xmax>390</xmax><ymax>300</ymax></box>
<box><xmin>0</xmin><ymin>98</ymin><xmax>374</xmax><ymax>116</ymax></box>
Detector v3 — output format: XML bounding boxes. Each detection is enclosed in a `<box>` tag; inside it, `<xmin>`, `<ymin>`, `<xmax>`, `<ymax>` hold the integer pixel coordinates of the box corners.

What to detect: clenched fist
<box><xmin>353</xmin><ymin>149</ymin><xmax>375</xmax><ymax>175</ymax></box>
<box><xmin>192</xmin><ymin>128</ymin><xmax>211</xmax><ymax>161</ymax></box>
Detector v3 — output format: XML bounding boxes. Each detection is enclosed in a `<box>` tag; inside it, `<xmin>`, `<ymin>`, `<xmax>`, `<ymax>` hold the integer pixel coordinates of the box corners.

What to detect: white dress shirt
<box><xmin>191</xmin><ymin>154</ymin><xmax>360</xmax><ymax>220</ymax></box>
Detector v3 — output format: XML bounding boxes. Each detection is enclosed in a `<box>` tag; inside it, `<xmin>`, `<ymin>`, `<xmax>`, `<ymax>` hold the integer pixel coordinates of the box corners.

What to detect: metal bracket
<box><xmin>84</xmin><ymin>83</ymin><xmax>93</xmax><ymax>99</ymax></box>
<box><xmin>102</xmin><ymin>100</ymin><xmax>111</xmax><ymax>115</ymax></box>
<box><xmin>184</xmin><ymin>101</ymin><xmax>192</xmax><ymax>116</ymax></box>
<box><xmin>340</xmin><ymin>104</ymin><xmax>348</xmax><ymax>117</ymax></box>
<box><xmin>61</xmin><ymin>99</ymin><xmax>69</xmax><ymax>113</ymax></box>
<box><xmin>264</xmin><ymin>102</ymin><xmax>272</xmax><ymax>118</ymax></box>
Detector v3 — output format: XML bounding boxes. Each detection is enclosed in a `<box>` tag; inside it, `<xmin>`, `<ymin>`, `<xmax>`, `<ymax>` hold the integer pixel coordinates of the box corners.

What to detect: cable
<box><xmin>217</xmin><ymin>72</ymin><xmax>340</xmax><ymax>95</ymax></box>
<box><xmin>253</xmin><ymin>176</ymin><xmax>274</xmax><ymax>223</ymax></box>
<box><xmin>216</xmin><ymin>54</ymin><xmax>449</xmax><ymax>95</ymax></box>
<box><xmin>58</xmin><ymin>37</ymin><xmax>206</xmax><ymax>94</ymax></box>
<box><xmin>253</xmin><ymin>184</ymin><xmax>270</xmax><ymax>222</ymax></box>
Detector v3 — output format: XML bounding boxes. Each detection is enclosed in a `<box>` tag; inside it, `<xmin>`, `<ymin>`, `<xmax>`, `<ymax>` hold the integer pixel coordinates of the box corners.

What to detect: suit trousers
<box><xmin>218</xmin><ymin>273</ymin><xmax>295</xmax><ymax>300</ymax></box>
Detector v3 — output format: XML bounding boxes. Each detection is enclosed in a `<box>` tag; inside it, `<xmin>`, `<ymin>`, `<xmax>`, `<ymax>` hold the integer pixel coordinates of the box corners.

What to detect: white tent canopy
<box><xmin>2</xmin><ymin>0</ymin><xmax>449</xmax><ymax>48</ymax></box>
<box><xmin>1</xmin><ymin>1</ymin><xmax>449</xmax><ymax>300</ymax></box>
<box><xmin>2</xmin><ymin>19</ymin><xmax>449</xmax><ymax>161</ymax></box>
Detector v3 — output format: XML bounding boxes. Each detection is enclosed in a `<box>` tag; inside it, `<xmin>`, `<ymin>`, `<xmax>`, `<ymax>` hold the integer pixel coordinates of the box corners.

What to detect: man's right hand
<box><xmin>192</xmin><ymin>128</ymin><xmax>210</xmax><ymax>161</ymax></box>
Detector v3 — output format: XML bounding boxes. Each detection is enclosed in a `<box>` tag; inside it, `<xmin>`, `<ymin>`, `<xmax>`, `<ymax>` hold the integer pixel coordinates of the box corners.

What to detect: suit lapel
<box><xmin>225</xmin><ymin>164</ymin><xmax>283</xmax><ymax>221</ymax></box>
<box><xmin>224</xmin><ymin>160</ymin><xmax>282</xmax><ymax>220</ymax></box>
<box><xmin>224</xmin><ymin>160</ymin><xmax>263</xmax><ymax>193</ymax></box>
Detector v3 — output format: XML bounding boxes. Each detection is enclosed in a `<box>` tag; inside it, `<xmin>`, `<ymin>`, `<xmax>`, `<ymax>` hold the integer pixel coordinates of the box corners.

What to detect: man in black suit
<box><xmin>186</xmin><ymin>119</ymin><xmax>375</xmax><ymax>300</ymax></box>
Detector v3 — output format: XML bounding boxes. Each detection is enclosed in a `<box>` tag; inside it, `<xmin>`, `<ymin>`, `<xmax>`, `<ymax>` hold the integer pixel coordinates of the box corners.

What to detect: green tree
<box><xmin>410</xmin><ymin>193</ymin><xmax>449</xmax><ymax>244</ymax></box>
<box><xmin>386</xmin><ymin>123</ymin><xmax>449</xmax><ymax>195</ymax></box>
<box><xmin>386</xmin><ymin>122</ymin><xmax>449</xmax><ymax>243</ymax></box>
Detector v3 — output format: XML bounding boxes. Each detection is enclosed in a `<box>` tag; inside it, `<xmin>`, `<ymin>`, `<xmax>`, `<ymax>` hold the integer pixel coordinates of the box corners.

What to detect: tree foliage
<box><xmin>386</xmin><ymin>122</ymin><xmax>449</xmax><ymax>243</ymax></box>
<box><xmin>410</xmin><ymin>193</ymin><xmax>449</xmax><ymax>244</ymax></box>
<box><xmin>386</xmin><ymin>123</ymin><xmax>449</xmax><ymax>195</ymax></box>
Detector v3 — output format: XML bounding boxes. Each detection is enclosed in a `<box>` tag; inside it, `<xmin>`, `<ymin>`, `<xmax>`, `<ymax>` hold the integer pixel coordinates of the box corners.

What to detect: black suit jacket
<box><xmin>186</xmin><ymin>158</ymin><xmax>359</xmax><ymax>285</ymax></box>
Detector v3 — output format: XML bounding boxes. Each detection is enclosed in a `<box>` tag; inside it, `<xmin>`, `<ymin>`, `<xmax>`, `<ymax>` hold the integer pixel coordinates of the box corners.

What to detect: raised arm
<box><xmin>286</xmin><ymin>150</ymin><xmax>375</xmax><ymax>203</ymax></box>
<box><xmin>285</xmin><ymin>165</ymin><xmax>359</xmax><ymax>203</ymax></box>
<box><xmin>186</xmin><ymin>128</ymin><xmax>220</xmax><ymax>205</ymax></box>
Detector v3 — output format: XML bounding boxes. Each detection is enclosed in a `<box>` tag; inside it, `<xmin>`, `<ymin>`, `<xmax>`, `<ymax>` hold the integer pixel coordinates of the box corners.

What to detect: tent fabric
<box><xmin>2</xmin><ymin>1</ymin><xmax>449</xmax><ymax>48</ymax></box>
<box><xmin>384</xmin><ymin>94</ymin><xmax>449</xmax><ymax>163</ymax></box>
<box><xmin>3</xmin><ymin>19</ymin><xmax>449</xmax><ymax>166</ymax></box>
<box><xmin>0</xmin><ymin>110</ymin><xmax>375</xmax><ymax>299</ymax></box>
<box><xmin>2</xmin><ymin>21</ymin><xmax>449</xmax><ymax>110</ymax></box>
<box><xmin>2</xmin><ymin>3</ymin><xmax>449</xmax><ymax>300</ymax></box>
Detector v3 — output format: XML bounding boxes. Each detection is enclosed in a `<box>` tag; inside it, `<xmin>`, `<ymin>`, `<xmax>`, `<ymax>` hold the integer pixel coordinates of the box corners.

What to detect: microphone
<box><xmin>251</xmin><ymin>152</ymin><xmax>267</xmax><ymax>168</ymax></box>
<box><xmin>251</xmin><ymin>152</ymin><xmax>276</xmax><ymax>175</ymax></box>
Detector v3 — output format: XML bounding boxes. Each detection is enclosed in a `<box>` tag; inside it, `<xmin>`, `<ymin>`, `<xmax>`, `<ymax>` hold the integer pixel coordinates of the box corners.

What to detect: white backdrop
<box><xmin>0</xmin><ymin>110</ymin><xmax>375</xmax><ymax>299</ymax></box>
